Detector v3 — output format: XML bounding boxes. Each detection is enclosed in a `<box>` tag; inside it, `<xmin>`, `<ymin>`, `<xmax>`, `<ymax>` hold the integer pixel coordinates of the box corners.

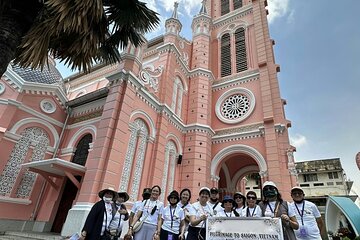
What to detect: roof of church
<box><xmin>11</xmin><ymin>61</ymin><xmax>63</xmax><ymax>85</ymax></box>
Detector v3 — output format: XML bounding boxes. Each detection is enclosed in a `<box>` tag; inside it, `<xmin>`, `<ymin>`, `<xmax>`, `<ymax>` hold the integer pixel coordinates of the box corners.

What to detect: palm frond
<box><xmin>12</xmin><ymin>0</ymin><xmax>159</xmax><ymax>72</ymax></box>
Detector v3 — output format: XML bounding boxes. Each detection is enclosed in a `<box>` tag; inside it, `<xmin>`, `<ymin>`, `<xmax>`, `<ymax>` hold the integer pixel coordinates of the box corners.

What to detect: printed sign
<box><xmin>206</xmin><ymin>217</ymin><xmax>283</xmax><ymax>240</ymax></box>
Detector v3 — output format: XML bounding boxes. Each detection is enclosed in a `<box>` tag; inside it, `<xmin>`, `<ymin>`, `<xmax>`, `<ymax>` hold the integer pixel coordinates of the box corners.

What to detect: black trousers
<box><xmin>160</xmin><ymin>228</ymin><xmax>179</xmax><ymax>240</ymax></box>
<box><xmin>186</xmin><ymin>225</ymin><xmax>205</xmax><ymax>240</ymax></box>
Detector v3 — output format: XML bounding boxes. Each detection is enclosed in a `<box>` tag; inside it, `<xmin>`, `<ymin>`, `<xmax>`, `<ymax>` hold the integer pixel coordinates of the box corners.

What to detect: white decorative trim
<box><xmin>0</xmin><ymin>196</ymin><xmax>32</xmax><ymax>205</ymax></box>
<box><xmin>66</xmin><ymin>125</ymin><xmax>97</xmax><ymax>148</ymax></box>
<box><xmin>215</xmin><ymin>87</ymin><xmax>255</xmax><ymax>124</ymax></box>
<box><xmin>130</xmin><ymin>110</ymin><xmax>156</xmax><ymax>139</ymax></box>
<box><xmin>212</xmin><ymin>4</ymin><xmax>252</xmax><ymax>29</ymax></box>
<box><xmin>60</xmin><ymin>147</ymin><xmax>76</xmax><ymax>155</ymax></box>
<box><xmin>40</xmin><ymin>99</ymin><xmax>56</xmax><ymax>114</ymax></box>
<box><xmin>138</xmin><ymin>65</ymin><xmax>163</xmax><ymax>92</ymax></box>
<box><xmin>8</xmin><ymin>117</ymin><xmax>59</xmax><ymax>147</ymax></box>
<box><xmin>212</xmin><ymin>123</ymin><xmax>264</xmax><ymax>143</ymax></box>
<box><xmin>4</xmin><ymin>66</ymin><xmax>68</xmax><ymax>106</ymax></box>
<box><xmin>2</xmin><ymin>99</ymin><xmax>64</xmax><ymax>127</ymax></box>
<box><xmin>231</xmin><ymin>165</ymin><xmax>259</xmax><ymax>189</ymax></box>
<box><xmin>212</xmin><ymin>71</ymin><xmax>259</xmax><ymax>91</ymax></box>
<box><xmin>211</xmin><ymin>144</ymin><xmax>267</xmax><ymax>177</ymax></box>
<box><xmin>0</xmin><ymin>82</ymin><xmax>5</xmax><ymax>95</ymax></box>
<box><xmin>166</xmin><ymin>133</ymin><xmax>183</xmax><ymax>155</ymax></box>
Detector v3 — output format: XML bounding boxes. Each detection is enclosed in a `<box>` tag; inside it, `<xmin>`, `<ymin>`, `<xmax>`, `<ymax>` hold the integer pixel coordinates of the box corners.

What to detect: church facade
<box><xmin>0</xmin><ymin>0</ymin><xmax>298</xmax><ymax>235</ymax></box>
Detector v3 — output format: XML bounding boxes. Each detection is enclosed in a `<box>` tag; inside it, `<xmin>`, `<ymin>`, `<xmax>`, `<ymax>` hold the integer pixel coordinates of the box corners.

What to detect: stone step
<box><xmin>1</xmin><ymin>231</ymin><xmax>63</xmax><ymax>240</ymax></box>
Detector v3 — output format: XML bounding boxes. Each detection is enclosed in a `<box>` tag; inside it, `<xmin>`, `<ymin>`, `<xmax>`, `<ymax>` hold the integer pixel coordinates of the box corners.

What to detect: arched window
<box><xmin>119</xmin><ymin>119</ymin><xmax>149</xmax><ymax>200</ymax></box>
<box><xmin>0</xmin><ymin>127</ymin><xmax>49</xmax><ymax>198</ymax></box>
<box><xmin>235</xmin><ymin>28</ymin><xmax>248</xmax><ymax>73</ymax></box>
<box><xmin>233</xmin><ymin>0</ymin><xmax>243</xmax><ymax>10</ymax></box>
<box><xmin>221</xmin><ymin>0</ymin><xmax>230</xmax><ymax>16</ymax></box>
<box><xmin>161</xmin><ymin>141</ymin><xmax>177</xmax><ymax>201</ymax></box>
<box><xmin>171</xmin><ymin>77</ymin><xmax>184</xmax><ymax>117</ymax></box>
<box><xmin>221</xmin><ymin>33</ymin><xmax>232</xmax><ymax>77</ymax></box>
<box><xmin>72</xmin><ymin>134</ymin><xmax>93</xmax><ymax>166</ymax></box>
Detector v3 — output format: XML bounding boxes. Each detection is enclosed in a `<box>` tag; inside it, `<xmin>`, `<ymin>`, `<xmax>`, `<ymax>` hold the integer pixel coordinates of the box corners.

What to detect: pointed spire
<box><xmin>171</xmin><ymin>2</ymin><xmax>179</xmax><ymax>19</ymax></box>
<box><xmin>199</xmin><ymin>0</ymin><xmax>207</xmax><ymax>14</ymax></box>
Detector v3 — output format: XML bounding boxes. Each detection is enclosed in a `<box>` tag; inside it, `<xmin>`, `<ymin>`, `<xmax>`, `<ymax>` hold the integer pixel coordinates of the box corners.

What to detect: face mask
<box><xmin>103</xmin><ymin>197</ymin><xmax>112</xmax><ymax>203</ymax></box>
<box><xmin>263</xmin><ymin>189</ymin><xmax>277</xmax><ymax>198</ymax></box>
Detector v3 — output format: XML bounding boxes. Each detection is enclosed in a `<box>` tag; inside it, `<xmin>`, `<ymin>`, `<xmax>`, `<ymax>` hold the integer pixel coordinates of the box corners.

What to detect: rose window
<box><xmin>215</xmin><ymin>87</ymin><xmax>255</xmax><ymax>124</ymax></box>
<box><xmin>221</xmin><ymin>94</ymin><xmax>250</xmax><ymax>120</ymax></box>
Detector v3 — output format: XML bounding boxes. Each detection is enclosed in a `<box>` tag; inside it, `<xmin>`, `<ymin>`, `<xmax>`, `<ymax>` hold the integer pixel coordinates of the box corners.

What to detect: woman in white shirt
<box><xmin>128</xmin><ymin>185</ymin><xmax>164</xmax><ymax>240</ymax></box>
<box><xmin>186</xmin><ymin>187</ymin><xmax>214</xmax><ymax>240</ymax></box>
<box><xmin>216</xmin><ymin>195</ymin><xmax>239</xmax><ymax>217</ymax></box>
<box><xmin>258</xmin><ymin>181</ymin><xmax>299</xmax><ymax>240</ymax></box>
<box><xmin>241</xmin><ymin>191</ymin><xmax>262</xmax><ymax>218</ymax></box>
<box><xmin>233</xmin><ymin>192</ymin><xmax>246</xmax><ymax>217</ymax></box>
<box><xmin>109</xmin><ymin>192</ymin><xmax>130</xmax><ymax>239</ymax></box>
<box><xmin>177</xmin><ymin>188</ymin><xmax>192</xmax><ymax>236</ymax></box>
<box><xmin>155</xmin><ymin>190</ymin><xmax>185</xmax><ymax>240</ymax></box>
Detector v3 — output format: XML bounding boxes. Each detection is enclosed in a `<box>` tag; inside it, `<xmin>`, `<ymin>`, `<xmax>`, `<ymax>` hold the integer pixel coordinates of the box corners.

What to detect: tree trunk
<box><xmin>0</xmin><ymin>1</ymin><xmax>41</xmax><ymax>77</ymax></box>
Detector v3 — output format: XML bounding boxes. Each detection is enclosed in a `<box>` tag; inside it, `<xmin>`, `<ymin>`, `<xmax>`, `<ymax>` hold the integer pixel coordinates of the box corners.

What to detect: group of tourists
<box><xmin>79</xmin><ymin>181</ymin><xmax>323</xmax><ymax>240</ymax></box>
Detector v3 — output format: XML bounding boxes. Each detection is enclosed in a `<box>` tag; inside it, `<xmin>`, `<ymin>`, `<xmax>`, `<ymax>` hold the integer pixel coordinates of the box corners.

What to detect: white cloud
<box><xmin>156</xmin><ymin>0</ymin><xmax>201</xmax><ymax>17</ymax></box>
<box><xmin>267</xmin><ymin>0</ymin><xmax>290</xmax><ymax>24</ymax></box>
<box><xmin>290</xmin><ymin>133</ymin><xmax>307</xmax><ymax>148</ymax></box>
<box><xmin>181</xmin><ymin>0</ymin><xmax>202</xmax><ymax>16</ymax></box>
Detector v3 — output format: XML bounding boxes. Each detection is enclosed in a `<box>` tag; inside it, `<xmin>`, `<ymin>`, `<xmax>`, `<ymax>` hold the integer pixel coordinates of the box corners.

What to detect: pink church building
<box><xmin>0</xmin><ymin>0</ymin><xmax>297</xmax><ymax>235</ymax></box>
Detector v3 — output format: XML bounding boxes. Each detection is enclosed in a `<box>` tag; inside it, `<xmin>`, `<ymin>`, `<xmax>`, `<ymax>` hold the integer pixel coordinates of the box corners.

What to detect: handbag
<box><xmin>132</xmin><ymin>214</ymin><xmax>148</xmax><ymax>233</ymax></box>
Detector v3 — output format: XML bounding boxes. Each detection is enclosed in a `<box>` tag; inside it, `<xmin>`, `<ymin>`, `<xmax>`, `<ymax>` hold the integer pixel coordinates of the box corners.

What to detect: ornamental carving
<box><xmin>161</xmin><ymin>141</ymin><xmax>177</xmax><ymax>201</ymax></box>
<box><xmin>119</xmin><ymin>119</ymin><xmax>149</xmax><ymax>201</ymax></box>
<box><xmin>221</xmin><ymin>94</ymin><xmax>250</xmax><ymax>120</ymax></box>
<box><xmin>40</xmin><ymin>99</ymin><xmax>56</xmax><ymax>114</ymax></box>
<box><xmin>215</xmin><ymin>123</ymin><xmax>263</xmax><ymax>136</ymax></box>
<box><xmin>0</xmin><ymin>127</ymin><xmax>49</xmax><ymax>197</ymax></box>
<box><xmin>215</xmin><ymin>87</ymin><xmax>255</xmax><ymax>124</ymax></box>
<box><xmin>139</xmin><ymin>65</ymin><xmax>163</xmax><ymax>92</ymax></box>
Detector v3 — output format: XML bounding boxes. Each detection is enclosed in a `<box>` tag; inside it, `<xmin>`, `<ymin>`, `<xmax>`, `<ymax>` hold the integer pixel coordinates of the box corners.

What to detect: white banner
<box><xmin>206</xmin><ymin>217</ymin><xmax>284</xmax><ymax>240</ymax></box>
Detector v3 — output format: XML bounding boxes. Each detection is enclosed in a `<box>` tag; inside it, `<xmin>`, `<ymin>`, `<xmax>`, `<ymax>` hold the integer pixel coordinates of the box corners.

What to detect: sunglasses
<box><xmin>247</xmin><ymin>196</ymin><xmax>256</xmax><ymax>200</ymax></box>
<box><xmin>234</xmin><ymin>196</ymin><xmax>243</xmax><ymax>199</ymax></box>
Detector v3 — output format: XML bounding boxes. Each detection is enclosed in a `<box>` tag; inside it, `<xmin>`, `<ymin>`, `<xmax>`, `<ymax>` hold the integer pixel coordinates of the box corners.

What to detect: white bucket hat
<box><xmin>263</xmin><ymin>181</ymin><xmax>277</xmax><ymax>189</ymax></box>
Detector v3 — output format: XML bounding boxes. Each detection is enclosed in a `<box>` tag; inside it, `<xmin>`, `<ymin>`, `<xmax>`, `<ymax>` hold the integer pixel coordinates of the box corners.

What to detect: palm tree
<box><xmin>0</xmin><ymin>0</ymin><xmax>159</xmax><ymax>76</ymax></box>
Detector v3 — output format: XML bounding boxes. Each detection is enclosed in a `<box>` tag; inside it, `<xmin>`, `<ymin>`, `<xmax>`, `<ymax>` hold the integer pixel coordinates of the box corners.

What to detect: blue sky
<box><xmin>57</xmin><ymin>0</ymin><xmax>360</xmax><ymax>193</ymax></box>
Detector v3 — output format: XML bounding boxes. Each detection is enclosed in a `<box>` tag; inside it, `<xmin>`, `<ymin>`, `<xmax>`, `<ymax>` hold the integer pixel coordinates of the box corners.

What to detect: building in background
<box><xmin>0</xmin><ymin>0</ymin><xmax>297</xmax><ymax>235</ymax></box>
<box><xmin>295</xmin><ymin>158</ymin><xmax>357</xmax><ymax>213</ymax></box>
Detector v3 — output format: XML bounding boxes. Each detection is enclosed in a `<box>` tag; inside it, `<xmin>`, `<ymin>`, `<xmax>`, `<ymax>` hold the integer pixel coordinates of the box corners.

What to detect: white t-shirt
<box><xmin>177</xmin><ymin>202</ymin><xmax>192</xmax><ymax>232</ymax></box>
<box><xmin>139</xmin><ymin>199</ymin><xmax>164</xmax><ymax>225</ymax></box>
<box><xmin>131</xmin><ymin>200</ymin><xmax>144</xmax><ymax>214</ymax></box>
<box><xmin>102</xmin><ymin>202</ymin><xmax>114</xmax><ymax>235</ymax></box>
<box><xmin>216</xmin><ymin>210</ymin><xmax>237</xmax><ymax>217</ymax></box>
<box><xmin>263</xmin><ymin>201</ymin><xmax>295</xmax><ymax>218</ymax></box>
<box><xmin>241</xmin><ymin>205</ymin><xmax>262</xmax><ymax>218</ymax></box>
<box><xmin>161</xmin><ymin>205</ymin><xmax>185</xmax><ymax>234</ymax></box>
<box><xmin>207</xmin><ymin>201</ymin><xmax>224</xmax><ymax>215</ymax></box>
<box><xmin>188</xmin><ymin>202</ymin><xmax>215</xmax><ymax>228</ymax></box>
<box><xmin>235</xmin><ymin>206</ymin><xmax>245</xmax><ymax>217</ymax></box>
<box><xmin>290</xmin><ymin>200</ymin><xmax>322</xmax><ymax>240</ymax></box>
<box><xmin>109</xmin><ymin>209</ymin><xmax>127</xmax><ymax>233</ymax></box>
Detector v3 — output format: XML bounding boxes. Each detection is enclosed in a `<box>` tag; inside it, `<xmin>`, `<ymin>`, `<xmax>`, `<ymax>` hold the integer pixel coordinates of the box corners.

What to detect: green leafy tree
<box><xmin>0</xmin><ymin>0</ymin><xmax>159</xmax><ymax>76</ymax></box>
